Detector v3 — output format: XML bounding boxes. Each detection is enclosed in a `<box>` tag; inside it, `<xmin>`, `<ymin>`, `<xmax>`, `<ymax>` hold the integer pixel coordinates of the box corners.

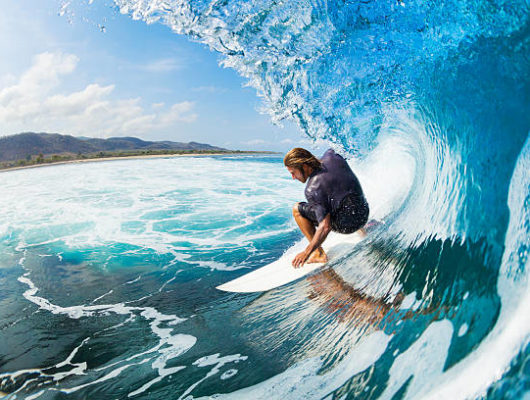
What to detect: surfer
<box><xmin>284</xmin><ymin>148</ymin><xmax>369</xmax><ymax>268</ymax></box>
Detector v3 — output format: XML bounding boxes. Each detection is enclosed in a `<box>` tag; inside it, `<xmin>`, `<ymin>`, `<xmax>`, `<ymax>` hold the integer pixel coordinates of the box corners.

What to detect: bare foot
<box><xmin>307</xmin><ymin>248</ymin><xmax>328</xmax><ymax>264</ymax></box>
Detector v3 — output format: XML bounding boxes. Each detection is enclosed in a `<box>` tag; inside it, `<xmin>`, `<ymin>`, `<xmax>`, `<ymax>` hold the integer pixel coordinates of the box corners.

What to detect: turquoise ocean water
<box><xmin>1</xmin><ymin>0</ymin><xmax>530</xmax><ymax>398</ymax></box>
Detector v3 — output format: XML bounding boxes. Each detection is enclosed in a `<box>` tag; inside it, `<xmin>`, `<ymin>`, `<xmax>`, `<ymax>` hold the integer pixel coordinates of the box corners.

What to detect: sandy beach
<box><xmin>0</xmin><ymin>152</ymin><xmax>274</xmax><ymax>173</ymax></box>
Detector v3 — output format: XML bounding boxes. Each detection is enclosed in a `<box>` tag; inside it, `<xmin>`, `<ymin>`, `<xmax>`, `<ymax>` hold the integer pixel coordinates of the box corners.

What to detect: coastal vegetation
<box><xmin>0</xmin><ymin>149</ymin><xmax>275</xmax><ymax>171</ymax></box>
<box><xmin>0</xmin><ymin>132</ymin><xmax>277</xmax><ymax>171</ymax></box>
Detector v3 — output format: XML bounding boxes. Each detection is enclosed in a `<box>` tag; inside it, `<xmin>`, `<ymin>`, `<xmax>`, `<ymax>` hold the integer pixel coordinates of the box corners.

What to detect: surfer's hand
<box><xmin>292</xmin><ymin>251</ymin><xmax>309</xmax><ymax>268</ymax></box>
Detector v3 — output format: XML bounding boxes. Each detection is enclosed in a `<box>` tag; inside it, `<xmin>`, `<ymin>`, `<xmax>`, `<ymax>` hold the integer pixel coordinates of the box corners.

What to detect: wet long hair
<box><xmin>283</xmin><ymin>148</ymin><xmax>322</xmax><ymax>171</ymax></box>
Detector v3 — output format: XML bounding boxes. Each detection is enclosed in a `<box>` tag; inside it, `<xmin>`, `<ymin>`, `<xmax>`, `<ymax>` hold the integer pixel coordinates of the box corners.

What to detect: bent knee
<box><xmin>292</xmin><ymin>203</ymin><xmax>300</xmax><ymax>216</ymax></box>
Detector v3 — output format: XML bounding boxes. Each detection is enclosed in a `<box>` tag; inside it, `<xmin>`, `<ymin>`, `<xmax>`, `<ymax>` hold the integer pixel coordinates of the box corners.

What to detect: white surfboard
<box><xmin>216</xmin><ymin>231</ymin><xmax>363</xmax><ymax>293</ymax></box>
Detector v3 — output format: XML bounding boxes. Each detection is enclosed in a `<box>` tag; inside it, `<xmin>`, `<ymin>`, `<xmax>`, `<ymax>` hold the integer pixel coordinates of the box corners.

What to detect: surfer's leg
<box><xmin>293</xmin><ymin>203</ymin><xmax>327</xmax><ymax>263</ymax></box>
<box><xmin>292</xmin><ymin>203</ymin><xmax>316</xmax><ymax>240</ymax></box>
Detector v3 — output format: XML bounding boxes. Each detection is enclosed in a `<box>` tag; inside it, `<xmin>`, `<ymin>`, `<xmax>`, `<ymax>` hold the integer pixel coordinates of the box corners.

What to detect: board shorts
<box><xmin>298</xmin><ymin>193</ymin><xmax>369</xmax><ymax>234</ymax></box>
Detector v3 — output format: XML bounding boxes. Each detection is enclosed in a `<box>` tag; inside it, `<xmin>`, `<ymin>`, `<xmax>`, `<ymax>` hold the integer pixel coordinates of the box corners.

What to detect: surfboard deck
<box><xmin>216</xmin><ymin>231</ymin><xmax>363</xmax><ymax>293</ymax></box>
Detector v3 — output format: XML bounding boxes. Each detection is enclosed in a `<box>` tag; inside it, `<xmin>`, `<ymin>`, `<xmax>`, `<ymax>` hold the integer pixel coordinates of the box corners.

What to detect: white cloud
<box><xmin>44</xmin><ymin>84</ymin><xmax>115</xmax><ymax>117</ymax></box>
<box><xmin>244</xmin><ymin>139</ymin><xmax>267</xmax><ymax>145</ymax></box>
<box><xmin>159</xmin><ymin>102</ymin><xmax>198</xmax><ymax>124</ymax></box>
<box><xmin>0</xmin><ymin>51</ymin><xmax>197</xmax><ymax>137</ymax></box>
<box><xmin>0</xmin><ymin>73</ymin><xmax>18</xmax><ymax>90</ymax></box>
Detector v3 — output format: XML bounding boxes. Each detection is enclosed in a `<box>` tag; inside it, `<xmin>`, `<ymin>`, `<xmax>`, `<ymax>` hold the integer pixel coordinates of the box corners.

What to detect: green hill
<box><xmin>0</xmin><ymin>132</ymin><xmax>227</xmax><ymax>162</ymax></box>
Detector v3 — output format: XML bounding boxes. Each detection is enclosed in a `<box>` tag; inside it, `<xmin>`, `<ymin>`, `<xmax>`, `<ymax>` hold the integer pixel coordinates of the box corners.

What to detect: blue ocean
<box><xmin>1</xmin><ymin>0</ymin><xmax>529</xmax><ymax>399</ymax></box>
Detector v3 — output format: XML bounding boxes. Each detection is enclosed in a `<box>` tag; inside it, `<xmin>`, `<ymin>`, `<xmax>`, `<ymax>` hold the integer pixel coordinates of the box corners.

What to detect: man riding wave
<box><xmin>284</xmin><ymin>148</ymin><xmax>369</xmax><ymax>268</ymax></box>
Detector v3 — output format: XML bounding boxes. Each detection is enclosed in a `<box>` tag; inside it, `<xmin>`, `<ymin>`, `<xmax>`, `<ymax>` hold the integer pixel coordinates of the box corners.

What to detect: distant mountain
<box><xmin>0</xmin><ymin>132</ymin><xmax>227</xmax><ymax>162</ymax></box>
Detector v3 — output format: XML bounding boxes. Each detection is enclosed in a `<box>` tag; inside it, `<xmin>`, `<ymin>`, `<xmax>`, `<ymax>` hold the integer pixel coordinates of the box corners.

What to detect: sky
<box><xmin>0</xmin><ymin>0</ymin><xmax>326</xmax><ymax>152</ymax></box>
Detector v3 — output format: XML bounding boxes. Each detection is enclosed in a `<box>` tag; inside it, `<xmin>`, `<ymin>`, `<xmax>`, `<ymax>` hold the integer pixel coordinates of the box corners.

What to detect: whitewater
<box><xmin>1</xmin><ymin>0</ymin><xmax>529</xmax><ymax>399</ymax></box>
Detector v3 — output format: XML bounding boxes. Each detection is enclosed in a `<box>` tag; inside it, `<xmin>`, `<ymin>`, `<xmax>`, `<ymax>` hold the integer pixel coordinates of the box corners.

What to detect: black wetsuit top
<box><xmin>298</xmin><ymin>149</ymin><xmax>369</xmax><ymax>233</ymax></box>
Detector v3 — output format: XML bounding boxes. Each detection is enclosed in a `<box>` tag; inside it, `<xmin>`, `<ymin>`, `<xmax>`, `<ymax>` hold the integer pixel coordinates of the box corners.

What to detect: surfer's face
<box><xmin>287</xmin><ymin>165</ymin><xmax>309</xmax><ymax>183</ymax></box>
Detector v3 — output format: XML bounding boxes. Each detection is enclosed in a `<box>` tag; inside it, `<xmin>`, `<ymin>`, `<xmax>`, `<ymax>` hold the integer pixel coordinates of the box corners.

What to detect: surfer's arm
<box><xmin>292</xmin><ymin>214</ymin><xmax>331</xmax><ymax>267</ymax></box>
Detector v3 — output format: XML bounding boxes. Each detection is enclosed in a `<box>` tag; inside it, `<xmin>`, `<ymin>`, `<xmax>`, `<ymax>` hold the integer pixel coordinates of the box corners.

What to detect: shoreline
<box><xmin>0</xmin><ymin>152</ymin><xmax>279</xmax><ymax>173</ymax></box>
